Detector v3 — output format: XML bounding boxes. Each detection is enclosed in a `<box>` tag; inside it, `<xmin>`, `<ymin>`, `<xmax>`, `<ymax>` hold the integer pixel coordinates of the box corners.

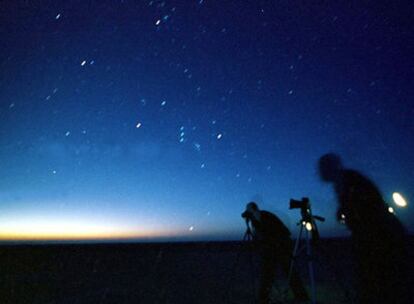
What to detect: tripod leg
<box><xmin>305</xmin><ymin>229</ymin><xmax>316</xmax><ymax>304</ymax></box>
<box><xmin>288</xmin><ymin>224</ymin><xmax>303</xmax><ymax>285</ymax></box>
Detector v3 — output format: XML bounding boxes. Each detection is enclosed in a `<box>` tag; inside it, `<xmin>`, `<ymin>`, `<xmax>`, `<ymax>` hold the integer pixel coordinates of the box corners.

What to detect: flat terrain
<box><xmin>0</xmin><ymin>238</ymin><xmax>412</xmax><ymax>304</ymax></box>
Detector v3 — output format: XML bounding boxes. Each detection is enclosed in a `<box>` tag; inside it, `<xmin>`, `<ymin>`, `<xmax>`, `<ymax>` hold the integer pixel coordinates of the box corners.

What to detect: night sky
<box><xmin>0</xmin><ymin>1</ymin><xmax>413</xmax><ymax>241</ymax></box>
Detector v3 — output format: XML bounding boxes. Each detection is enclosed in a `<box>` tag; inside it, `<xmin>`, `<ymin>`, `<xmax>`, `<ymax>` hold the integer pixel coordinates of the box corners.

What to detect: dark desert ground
<box><xmin>1</xmin><ymin>237</ymin><xmax>413</xmax><ymax>304</ymax></box>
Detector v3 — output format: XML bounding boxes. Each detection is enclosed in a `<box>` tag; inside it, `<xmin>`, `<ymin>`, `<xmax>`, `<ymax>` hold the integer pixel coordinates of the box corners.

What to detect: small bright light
<box><xmin>136</xmin><ymin>122</ymin><xmax>142</xmax><ymax>128</ymax></box>
<box><xmin>81</xmin><ymin>60</ymin><xmax>86</xmax><ymax>66</ymax></box>
<box><xmin>217</xmin><ymin>133</ymin><xmax>222</xmax><ymax>139</ymax></box>
<box><xmin>55</xmin><ymin>13</ymin><xmax>61</xmax><ymax>20</ymax></box>
<box><xmin>388</xmin><ymin>207</ymin><xmax>395</xmax><ymax>214</ymax></box>
<box><xmin>302</xmin><ymin>221</ymin><xmax>306</xmax><ymax>226</ymax></box>
<box><xmin>341</xmin><ymin>214</ymin><xmax>346</xmax><ymax>219</ymax></box>
<box><xmin>393</xmin><ymin>192</ymin><xmax>407</xmax><ymax>207</ymax></box>
<box><xmin>155</xmin><ymin>19</ymin><xmax>161</xmax><ymax>25</ymax></box>
<box><xmin>65</xmin><ymin>131</ymin><xmax>71</xmax><ymax>137</ymax></box>
<box><xmin>305</xmin><ymin>222</ymin><xmax>313</xmax><ymax>231</ymax></box>
<box><xmin>189</xmin><ymin>226</ymin><xmax>194</xmax><ymax>231</ymax></box>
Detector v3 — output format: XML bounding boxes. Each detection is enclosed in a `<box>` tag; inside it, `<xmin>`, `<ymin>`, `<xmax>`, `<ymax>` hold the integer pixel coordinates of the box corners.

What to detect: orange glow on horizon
<box><xmin>0</xmin><ymin>230</ymin><xmax>180</xmax><ymax>241</ymax></box>
<box><xmin>0</xmin><ymin>218</ymin><xmax>182</xmax><ymax>241</ymax></box>
<box><xmin>0</xmin><ymin>232</ymin><xmax>144</xmax><ymax>241</ymax></box>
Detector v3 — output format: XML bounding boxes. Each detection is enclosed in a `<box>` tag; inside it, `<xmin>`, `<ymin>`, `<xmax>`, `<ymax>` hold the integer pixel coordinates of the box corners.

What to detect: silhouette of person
<box><xmin>242</xmin><ymin>202</ymin><xmax>309</xmax><ymax>304</ymax></box>
<box><xmin>318</xmin><ymin>153</ymin><xmax>408</xmax><ymax>304</ymax></box>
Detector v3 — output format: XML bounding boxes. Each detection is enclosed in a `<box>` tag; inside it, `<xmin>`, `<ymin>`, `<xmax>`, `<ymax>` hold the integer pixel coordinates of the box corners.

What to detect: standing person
<box><xmin>242</xmin><ymin>202</ymin><xmax>309</xmax><ymax>304</ymax></box>
<box><xmin>318</xmin><ymin>153</ymin><xmax>408</xmax><ymax>304</ymax></box>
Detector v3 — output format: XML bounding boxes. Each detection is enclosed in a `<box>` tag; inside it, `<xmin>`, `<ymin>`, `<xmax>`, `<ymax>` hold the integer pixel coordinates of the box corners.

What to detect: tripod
<box><xmin>288</xmin><ymin>219</ymin><xmax>316</xmax><ymax>304</ymax></box>
<box><xmin>288</xmin><ymin>203</ymin><xmax>324</xmax><ymax>304</ymax></box>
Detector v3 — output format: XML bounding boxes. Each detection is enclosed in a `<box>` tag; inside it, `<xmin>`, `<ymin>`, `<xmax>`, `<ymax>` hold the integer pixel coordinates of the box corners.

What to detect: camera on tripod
<box><xmin>289</xmin><ymin>197</ymin><xmax>325</xmax><ymax>242</ymax></box>
<box><xmin>289</xmin><ymin>197</ymin><xmax>310</xmax><ymax>212</ymax></box>
<box><xmin>241</xmin><ymin>201</ymin><xmax>258</xmax><ymax>225</ymax></box>
<box><xmin>241</xmin><ymin>210</ymin><xmax>252</xmax><ymax>220</ymax></box>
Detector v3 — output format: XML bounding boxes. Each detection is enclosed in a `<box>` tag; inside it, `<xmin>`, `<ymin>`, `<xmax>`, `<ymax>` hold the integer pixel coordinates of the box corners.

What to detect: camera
<box><xmin>289</xmin><ymin>197</ymin><xmax>310</xmax><ymax>211</ymax></box>
<box><xmin>241</xmin><ymin>210</ymin><xmax>252</xmax><ymax>219</ymax></box>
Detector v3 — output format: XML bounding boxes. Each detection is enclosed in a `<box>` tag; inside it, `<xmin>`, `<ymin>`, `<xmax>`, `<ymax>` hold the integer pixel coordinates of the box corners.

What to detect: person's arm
<box><xmin>336</xmin><ymin>182</ymin><xmax>350</xmax><ymax>222</ymax></box>
<box><xmin>338</xmin><ymin>178</ymin><xmax>366</xmax><ymax>231</ymax></box>
<box><xmin>336</xmin><ymin>207</ymin><xmax>346</xmax><ymax>223</ymax></box>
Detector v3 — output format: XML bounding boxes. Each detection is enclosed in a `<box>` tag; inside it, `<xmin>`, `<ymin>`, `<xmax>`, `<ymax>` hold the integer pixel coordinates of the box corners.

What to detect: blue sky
<box><xmin>0</xmin><ymin>1</ymin><xmax>413</xmax><ymax>241</ymax></box>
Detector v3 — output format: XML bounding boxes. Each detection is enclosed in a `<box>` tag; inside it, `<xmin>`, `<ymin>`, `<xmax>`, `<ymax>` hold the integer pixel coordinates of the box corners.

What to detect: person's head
<box><xmin>318</xmin><ymin>153</ymin><xmax>343</xmax><ymax>182</ymax></box>
<box><xmin>242</xmin><ymin>201</ymin><xmax>261</xmax><ymax>221</ymax></box>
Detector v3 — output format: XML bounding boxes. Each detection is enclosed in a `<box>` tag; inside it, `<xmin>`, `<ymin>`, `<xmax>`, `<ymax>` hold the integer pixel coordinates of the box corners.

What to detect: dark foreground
<box><xmin>0</xmin><ymin>238</ymin><xmax>413</xmax><ymax>304</ymax></box>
